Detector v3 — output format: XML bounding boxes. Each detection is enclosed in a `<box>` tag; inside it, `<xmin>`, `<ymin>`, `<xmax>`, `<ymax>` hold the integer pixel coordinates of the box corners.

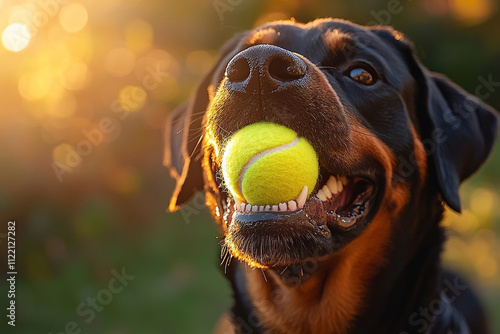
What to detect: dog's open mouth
<box><xmin>233</xmin><ymin>174</ymin><xmax>374</xmax><ymax>228</ymax></box>
<box><xmin>220</xmin><ymin>166</ymin><xmax>381</xmax><ymax>269</ymax></box>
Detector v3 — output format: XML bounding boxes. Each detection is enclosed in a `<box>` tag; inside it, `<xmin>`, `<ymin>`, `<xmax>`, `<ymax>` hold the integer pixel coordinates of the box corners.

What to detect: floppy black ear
<box><xmin>164</xmin><ymin>34</ymin><xmax>246</xmax><ymax>212</ymax></box>
<box><xmin>371</xmin><ymin>27</ymin><xmax>498</xmax><ymax>212</ymax></box>
<box><xmin>422</xmin><ymin>72</ymin><xmax>498</xmax><ymax>212</ymax></box>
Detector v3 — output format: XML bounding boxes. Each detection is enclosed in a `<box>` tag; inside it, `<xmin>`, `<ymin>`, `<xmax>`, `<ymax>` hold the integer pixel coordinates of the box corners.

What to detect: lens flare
<box><xmin>59</xmin><ymin>4</ymin><xmax>88</xmax><ymax>33</ymax></box>
<box><xmin>2</xmin><ymin>23</ymin><xmax>31</xmax><ymax>52</ymax></box>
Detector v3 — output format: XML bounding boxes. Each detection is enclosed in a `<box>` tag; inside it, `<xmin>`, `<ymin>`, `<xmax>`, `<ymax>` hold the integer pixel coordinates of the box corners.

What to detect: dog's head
<box><xmin>165</xmin><ymin>19</ymin><xmax>497</xmax><ymax>269</ymax></box>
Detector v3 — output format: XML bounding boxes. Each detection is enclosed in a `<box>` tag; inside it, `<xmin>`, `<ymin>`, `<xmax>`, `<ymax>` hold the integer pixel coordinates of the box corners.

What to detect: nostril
<box><xmin>226</xmin><ymin>57</ymin><xmax>250</xmax><ymax>83</ymax></box>
<box><xmin>268</xmin><ymin>56</ymin><xmax>306</xmax><ymax>82</ymax></box>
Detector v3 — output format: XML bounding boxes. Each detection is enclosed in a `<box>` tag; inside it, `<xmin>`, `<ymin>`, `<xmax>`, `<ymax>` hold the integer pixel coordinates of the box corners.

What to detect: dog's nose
<box><xmin>225</xmin><ymin>44</ymin><xmax>307</xmax><ymax>93</ymax></box>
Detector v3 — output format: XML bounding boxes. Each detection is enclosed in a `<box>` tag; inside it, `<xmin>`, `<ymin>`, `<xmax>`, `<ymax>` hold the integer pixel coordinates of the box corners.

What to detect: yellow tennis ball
<box><xmin>222</xmin><ymin>122</ymin><xmax>318</xmax><ymax>206</ymax></box>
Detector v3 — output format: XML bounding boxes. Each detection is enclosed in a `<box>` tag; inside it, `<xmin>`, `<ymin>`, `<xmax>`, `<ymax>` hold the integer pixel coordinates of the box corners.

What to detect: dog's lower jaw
<box><xmin>238</xmin><ymin>192</ymin><xmax>399</xmax><ymax>334</ymax></box>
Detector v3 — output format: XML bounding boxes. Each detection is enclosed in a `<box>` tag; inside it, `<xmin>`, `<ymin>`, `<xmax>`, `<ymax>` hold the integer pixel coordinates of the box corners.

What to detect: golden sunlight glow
<box><xmin>470</xmin><ymin>188</ymin><xmax>495</xmax><ymax>218</ymax></box>
<box><xmin>18</xmin><ymin>70</ymin><xmax>55</xmax><ymax>101</ymax></box>
<box><xmin>53</xmin><ymin>143</ymin><xmax>81</xmax><ymax>169</ymax></box>
<box><xmin>47</xmin><ymin>94</ymin><xmax>77</xmax><ymax>118</ymax></box>
<box><xmin>471</xmin><ymin>237</ymin><xmax>497</xmax><ymax>278</ymax></box>
<box><xmin>186</xmin><ymin>50</ymin><xmax>213</xmax><ymax>75</ymax></box>
<box><xmin>448</xmin><ymin>209</ymin><xmax>479</xmax><ymax>233</ymax></box>
<box><xmin>105</xmin><ymin>47</ymin><xmax>136</xmax><ymax>77</ymax></box>
<box><xmin>2</xmin><ymin>23</ymin><xmax>31</xmax><ymax>52</ymax></box>
<box><xmin>118</xmin><ymin>85</ymin><xmax>147</xmax><ymax>112</ymax></box>
<box><xmin>125</xmin><ymin>19</ymin><xmax>154</xmax><ymax>53</ymax></box>
<box><xmin>108</xmin><ymin>167</ymin><xmax>141</xmax><ymax>194</ymax></box>
<box><xmin>449</xmin><ymin>0</ymin><xmax>496</xmax><ymax>25</ymax></box>
<box><xmin>61</xmin><ymin>61</ymin><xmax>88</xmax><ymax>91</ymax></box>
<box><xmin>59</xmin><ymin>4</ymin><xmax>88</xmax><ymax>33</ymax></box>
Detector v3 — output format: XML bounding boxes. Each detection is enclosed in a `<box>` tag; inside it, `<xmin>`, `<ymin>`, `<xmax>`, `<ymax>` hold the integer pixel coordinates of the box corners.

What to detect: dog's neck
<box><xmin>225</xmin><ymin>194</ymin><xmax>446</xmax><ymax>334</ymax></box>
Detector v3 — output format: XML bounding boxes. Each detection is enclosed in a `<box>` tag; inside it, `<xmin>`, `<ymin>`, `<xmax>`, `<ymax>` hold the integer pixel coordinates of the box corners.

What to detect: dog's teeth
<box><xmin>296</xmin><ymin>186</ymin><xmax>308</xmax><ymax>209</ymax></box>
<box><xmin>341</xmin><ymin>176</ymin><xmax>348</xmax><ymax>186</ymax></box>
<box><xmin>316</xmin><ymin>189</ymin><xmax>327</xmax><ymax>201</ymax></box>
<box><xmin>322</xmin><ymin>185</ymin><xmax>332</xmax><ymax>199</ymax></box>
<box><xmin>288</xmin><ymin>200</ymin><xmax>297</xmax><ymax>211</ymax></box>
<box><xmin>240</xmin><ymin>203</ymin><xmax>246</xmax><ymax>212</ymax></box>
<box><xmin>252</xmin><ymin>205</ymin><xmax>258</xmax><ymax>212</ymax></box>
<box><xmin>259</xmin><ymin>205</ymin><xmax>264</xmax><ymax>212</ymax></box>
<box><xmin>271</xmin><ymin>205</ymin><xmax>279</xmax><ymax>211</ymax></box>
<box><xmin>327</xmin><ymin>176</ymin><xmax>338</xmax><ymax>194</ymax></box>
<box><xmin>279</xmin><ymin>203</ymin><xmax>287</xmax><ymax>211</ymax></box>
<box><xmin>264</xmin><ymin>205</ymin><xmax>271</xmax><ymax>211</ymax></box>
<box><xmin>246</xmin><ymin>204</ymin><xmax>252</xmax><ymax>212</ymax></box>
<box><xmin>337</xmin><ymin>178</ymin><xmax>343</xmax><ymax>193</ymax></box>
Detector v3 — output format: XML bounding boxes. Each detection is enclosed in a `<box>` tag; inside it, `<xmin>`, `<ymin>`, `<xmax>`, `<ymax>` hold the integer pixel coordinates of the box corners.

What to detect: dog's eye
<box><xmin>348</xmin><ymin>67</ymin><xmax>376</xmax><ymax>85</ymax></box>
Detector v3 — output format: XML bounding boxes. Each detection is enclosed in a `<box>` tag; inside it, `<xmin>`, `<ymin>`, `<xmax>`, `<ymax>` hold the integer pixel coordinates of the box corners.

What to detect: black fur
<box><xmin>165</xmin><ymin>19</ymin><xmax>498</xmax><ymax>333</ymax></box>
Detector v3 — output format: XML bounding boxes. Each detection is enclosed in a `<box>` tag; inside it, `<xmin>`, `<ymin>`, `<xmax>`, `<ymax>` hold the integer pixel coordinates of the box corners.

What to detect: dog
<box><xmin>164</xmin><ymin>18</ymin><xmax>498</xmax><ymax>333</ymax></box>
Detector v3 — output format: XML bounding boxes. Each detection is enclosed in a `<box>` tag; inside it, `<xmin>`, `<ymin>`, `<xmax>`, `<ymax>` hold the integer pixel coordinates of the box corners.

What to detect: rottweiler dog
<box><xmin>164</xmin><ymin>18</ymin><xmax>498</xmax><ymax>333</ymax></box>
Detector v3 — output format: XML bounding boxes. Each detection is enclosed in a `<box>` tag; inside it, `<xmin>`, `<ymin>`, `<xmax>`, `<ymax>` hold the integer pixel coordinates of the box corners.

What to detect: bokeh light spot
<box><xmin>470</xmin><ymin>187</ymin><xmax>495</xmax><ymax>218</ymax></box>
<box><xmin>448</xmin><ymin>209</ymin><xmax>479</xmax><ymax>234</ymax></box>
<box><xmin>53</xmin><ymin>143</ymin><xmax>81</xmax><ymax>169</ymax></box>
<box><xmin>47</xmin><ymin>94</ymin><xmax>77</xmax><ymax>118</ymax></box>
<box><xmin>105</xmin><ymin>47</ymin><xmax>136</xmax><ymax>77</ymax></box>
<box><xmin>2</xmin><ymin>23</ymin><xmax>31</xmax><ymax>52</ymax></box>
<box><xmin>109</xmin><ymin>167</ymin><xmax>142</xmax><ymax>194</ymax></box>
<box><xmin>186</xmin><ymin>50</ymin><xmax>213</xmax><ymax>76</ymax></box>
<box><xmin>61</xmin><ymin>61</ymin><xmax>88</xmax><ymax>91</ymax></box>
<box><xmin>118</xmin><ymin>85</ymin><xmax>147</xmax><ymax>112</ymax></box>
<box><xmin>18</xmin><ymin>70</ymin><xmax>55</xmax><ymax>101</ymax></box>
<box><xmin>59</xmin><ymin>3</ymin><xmax>88</xmax><ymax>33</ymax></box>
<box><xmin>449</xmin><ymin>0</ymin><xmax>496</xmax><ymax>26</ymax></box>
<box><xmin>125</xmin><ymin>19</ymin><xmax>154</xmax><ymax>53</ymax></box>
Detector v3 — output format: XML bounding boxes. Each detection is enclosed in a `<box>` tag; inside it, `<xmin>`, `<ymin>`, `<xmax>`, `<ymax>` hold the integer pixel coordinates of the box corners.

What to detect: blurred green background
<box><xmin>0</xmin><ymin>0</ymin><xmax>499</xmax><ymax>333</ymax></box>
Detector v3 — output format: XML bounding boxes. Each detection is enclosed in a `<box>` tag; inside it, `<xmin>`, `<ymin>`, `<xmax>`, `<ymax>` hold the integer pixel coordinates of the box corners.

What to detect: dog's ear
<box><xmin>421</xmin><ymin>72</ymin><xmax>498</xmax><ymax>212</ymax></box>
<box><xmin>372</xmin><ymin>27</ymin><xmax>498</xmax><ymax>212</ymax></box>
<box><xmin>164</xmin><ymin>34</ymin><xmax>245</xmax><ymax>212</ymax></box>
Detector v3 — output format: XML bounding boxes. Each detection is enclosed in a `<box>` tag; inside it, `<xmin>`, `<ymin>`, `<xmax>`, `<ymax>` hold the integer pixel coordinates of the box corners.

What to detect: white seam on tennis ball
<box><xmin>238</xmin><ymin>136</ymin><xmax>300</xmax><ymax>196</ymax></box>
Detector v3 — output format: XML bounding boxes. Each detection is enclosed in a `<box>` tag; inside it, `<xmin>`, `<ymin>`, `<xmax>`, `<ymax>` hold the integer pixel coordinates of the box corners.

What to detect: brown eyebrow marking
<box><xmin>247</xmin><ymin>27</ymin><xmax>279</xmax><ymax>45</ymax></box>
<box><xmin>323</xmin><ymin>29</ymin><xmax>357</xmax><ymax>60</ymax></box>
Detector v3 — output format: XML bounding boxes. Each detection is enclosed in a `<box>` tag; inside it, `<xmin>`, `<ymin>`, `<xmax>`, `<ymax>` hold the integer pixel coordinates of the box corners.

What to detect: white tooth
<box><xmin>316</xmin><ymin>189</ymin><xmax>327</xmax><ymax>201</ymax></box>
<box><xmin>288</xmin><ymin>200</ymin><xmax>297</xmax><ymax>211</ymax></box>
<box><xmin>279</xmin><ymin>203</ymin><xmax>287</xmax><ymax>211</ymax></box>
<box><xmin>322</xmin><ymin>185</ymin><xmax>332</xmax><ymax>199</ymax></box>
<box><xmin>341</xmin><ymin>176</ymin><xmax>348</xmax><ymax>186</ymax></box>
<box><xmin>327</xmin><ymin>176</ymin><xmax>338</xmax><ymax>194</ymax></box>
<box><xmin>259</xmin><ymin>205</ymin><xmax>264</xmax><ymax>212</ymax></box>
<box><xmin>240</xmin><ymin>203</ymin><xmax>246</xmax><ymax>212</ymax></box>
<box><xmin>252</xmin><ymin>205</ymin><xmax>258</xmax><ymax>212</ymax></box>
<box><xmin>337</xmin><ymin>178</ymin><xmax>343</xmax><ymax>193</ymax></box>
<box><xmin>246</xmin><ymin>204</ymin><xmax>252</xmax><ymax>212</ymax></box>
<box><xmin>271</xmin><ymin>205</ymin><xmax>279</xmax><ymax>211</ymax></box>
<box><xmin>296</xmin><ymin>186</ymin><xmax>308</xmax><ymax>209</ymax></box>
<box><xmin>264</xmin><ymin>205</ymin><xmax>271</xmax><ymax>211</ymax></box>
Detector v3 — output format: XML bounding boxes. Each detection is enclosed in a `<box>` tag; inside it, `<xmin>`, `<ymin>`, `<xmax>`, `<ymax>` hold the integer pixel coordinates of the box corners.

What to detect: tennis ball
<box><xmin>221</xmin><ymin>122</ymin><xmax>318</xmax><ymax>206</ymax></box>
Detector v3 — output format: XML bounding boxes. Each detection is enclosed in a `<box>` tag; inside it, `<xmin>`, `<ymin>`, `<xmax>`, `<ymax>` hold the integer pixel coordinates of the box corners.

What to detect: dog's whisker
<box><xmin>216</xmin><ymin>123</ymin><xmax>233</xmax><ymax>137</ymax></box>
<box><xmin>170</xmin><ymin>110</ymin><xmax>207</xmax><ymax>126</ymax></box>
<box><xmin>224</xmin><ymin>254</ymin><xmax>232</xmax><ymax>274</ymax></box>
<box><xmin>220</xmin><ymin>245</ymin><xmax>229</xmax><ymax>266</ymax></box>
<box><xmin>187</xmin><ymin>134</ymin><xmax>205</xmax><ymax>159</ymax></box>
<box><xmin>261</xmin><ymin>268</ymin><xmax>268</xmax><ymax>282</ymax></box>
<box><xmin>280</xmin><ymin>266</ymin><xmax>289</xmax><ymax>275</ymax></box>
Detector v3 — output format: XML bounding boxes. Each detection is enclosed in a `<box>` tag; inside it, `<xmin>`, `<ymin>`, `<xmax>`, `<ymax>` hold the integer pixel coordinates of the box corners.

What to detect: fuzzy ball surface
<box><xmin>222</xmin><ymin>122</ymin><xmax>318</xmax><ymax>206</ymax></box>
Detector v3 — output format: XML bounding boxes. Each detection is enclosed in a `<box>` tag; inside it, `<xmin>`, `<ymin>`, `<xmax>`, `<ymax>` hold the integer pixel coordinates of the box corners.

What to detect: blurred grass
<box><xmin>0</xmin><ymin>0</ymin><xmax>499</xmax><ymax>333</ymax></box>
